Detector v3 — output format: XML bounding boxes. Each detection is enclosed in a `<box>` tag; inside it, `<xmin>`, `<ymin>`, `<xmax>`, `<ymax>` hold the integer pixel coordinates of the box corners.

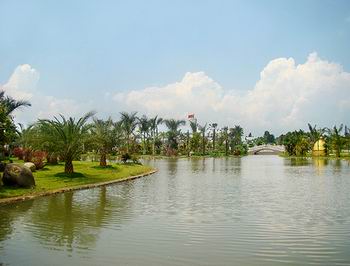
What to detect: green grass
<box><xmin>279</xmin><ymin>152</ymin><xmax>350</xmax><ymax>160</ymax></box>
<box><xmin>0</xmin><ymin>161</ymin><xmax>154</xmax><ymax>199</ymax></box>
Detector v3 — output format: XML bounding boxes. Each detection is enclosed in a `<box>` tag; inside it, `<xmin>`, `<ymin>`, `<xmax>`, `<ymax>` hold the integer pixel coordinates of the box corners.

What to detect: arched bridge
<box><xmin>248</xmin><ymin>144</ymin><xmax>285</xmax><ymax>155</ymax></box>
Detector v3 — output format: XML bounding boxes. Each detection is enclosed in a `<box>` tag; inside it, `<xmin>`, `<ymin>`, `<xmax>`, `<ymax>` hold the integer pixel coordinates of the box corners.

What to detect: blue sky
<box><xmin>1</xmin><ymin>0</ymin><xmax>350</xmax><ymax>134</ymax></box>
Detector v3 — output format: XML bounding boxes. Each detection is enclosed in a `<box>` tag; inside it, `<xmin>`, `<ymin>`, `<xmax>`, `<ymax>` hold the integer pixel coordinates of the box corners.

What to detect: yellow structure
<box><xmin>312</xmin><ymin>138</ymin><xmax>326</xmax><ymax>156</ymax></box>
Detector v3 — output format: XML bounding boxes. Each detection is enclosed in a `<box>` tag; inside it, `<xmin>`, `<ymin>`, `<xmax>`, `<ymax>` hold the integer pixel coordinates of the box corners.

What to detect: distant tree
<box><xmin>198</xmin><ymin>123</ymin><xmax>207</xmax><ymax>155</ymax></box>
<box><xmin>222</xmin><ymin>127</ymin><xmax>229</xmax><ymax>156</ymax></box>
<box><xmin>138</xmin><ymin>115</ymin><xmax>151</xmax><ymax>155</ymax></box>
<box><xmin>307</xmin><ymin>123</ymin><xmax>325</xmax><ymax>146</ymax></box>
<box><xmin>283</xmin><ymin>130</ymin><xmax>309</xmax><ymax>156</ymax></box>
<box><xmin>189</xmin><ymin>120</ymin><xmax>198</xmax><ymax>133</ymax></box>
<box><xmin>164</xmin><ymin>119</ymin><xmax>186</xmax><ymax>150</ymax></box>
<box><xmin>210</xmin><ymin>123</ymin><xmax>218</xmax><ymax>151</ymax></box>
<box><xmin>263</xmin><ymin>130</ymin><xmax>275</xmax><ymax>144</ymax></box>
<box><xmin>149</xmin><ymin>115</ymin><xmax>163</xmax><ymax>155</ymax></box>
<box><xmin>327</xmin><ymin>124</ymin><xmax>345</xmax><ymax>157</ymax></box>
<box><xmin>120</xmin><ymin>112</ymin><xmax>138</xmax><ymax>153</ymax></box>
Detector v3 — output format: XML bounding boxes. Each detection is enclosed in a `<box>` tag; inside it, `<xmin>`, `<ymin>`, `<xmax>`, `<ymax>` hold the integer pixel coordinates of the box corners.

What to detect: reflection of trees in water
<box><xmin>167</xmin><ymin>158</ymin><xmax>178</xmax><ymax>175</ymax></box>
<box><xmin>190</xmin><ymin>158</ymin><xmax>207</xmax><ymax>172</ymax></box>
<box><xmin>289</xmin><ymin>157</ymin><xmax>310</xmax><ymax>166</ymax></box>
<box><xmin>29</xmin><ymin>185</ymin><xmax>132</xmax><ymax>252</ymax></box>
<box><xmin>0</xmin><ymin>200</ymin><xmax>33</xmax><ymax>242</ymax></box>
<box><xmin>223</xmin><ymin>157</ymin><xmax>242</xmax><ymax>176</ymax></box>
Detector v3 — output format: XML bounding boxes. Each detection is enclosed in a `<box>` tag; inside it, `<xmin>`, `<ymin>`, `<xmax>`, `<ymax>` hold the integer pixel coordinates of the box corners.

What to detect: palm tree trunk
<box><xmin>152</xmin><ymin>131</ymin><xmax>156</xmax><ymax>156</ymax></box>
<box><xmin>213</xmin><ymin>129</ymin><xmax>216</xmax><ymax>151</ymax></box>
<box><xmin>202</xmin><ymin>131</ymin><xmax>205</xmax><ymax>155</ymax></box>
<box><xmin>100</xmin><ymin>151</ymin><xmax>107</xmax><ymax>166</ymax></box>
<box><xmin>65</xmin><ymin>160</ymin><xmax>74</xmax><ymax>174</ymax></box>
<box><xmin>143</xmin><ymin>133</ymin><xmax>146</xmax><ymax>155</ymax></box>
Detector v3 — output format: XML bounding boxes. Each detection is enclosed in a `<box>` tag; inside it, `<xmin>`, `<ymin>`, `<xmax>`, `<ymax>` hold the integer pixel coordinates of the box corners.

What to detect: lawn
<box><xmin>0</xmin><ymin>161</ymin><xmax>154</xmax><ymax>199</ymax></box>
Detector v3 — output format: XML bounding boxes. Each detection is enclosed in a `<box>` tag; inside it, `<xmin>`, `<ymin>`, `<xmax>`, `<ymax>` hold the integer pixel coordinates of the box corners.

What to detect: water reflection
<box><xmin>1</xmin><ymin>156</ymin><xmax>350</xmax><ymax>265</ymax></box>
<box><xmin>0</xmin><ymin>200</ymin><xmax>33</xmax><ymax>242</ymax></box>
<box><xmin>289</xmin><ymin>157</ymin><xmax>309</xmax><ymax>166</ymax></box>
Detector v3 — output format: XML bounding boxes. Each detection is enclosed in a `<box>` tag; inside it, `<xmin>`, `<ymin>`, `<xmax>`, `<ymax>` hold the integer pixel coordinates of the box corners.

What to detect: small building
<box><xmin>312</xmin><ymin>138</ymin><xmax>326</xmax><ymax>156</ymax></box>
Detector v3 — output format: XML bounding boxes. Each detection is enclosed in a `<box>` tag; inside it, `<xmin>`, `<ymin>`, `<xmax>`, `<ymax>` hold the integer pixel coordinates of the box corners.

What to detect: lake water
<box><xmin>1</xmin><ymin>156</ymin><xmax>350</xmax><ymax>265</ymax></box>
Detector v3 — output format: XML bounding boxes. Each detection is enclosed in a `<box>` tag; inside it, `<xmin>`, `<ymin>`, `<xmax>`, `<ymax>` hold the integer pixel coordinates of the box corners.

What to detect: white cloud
<box><xmin>0</xmin><ymin>64</ymin><xmax>86</xmax><ymax>125</ymax></box>
<box><xmin>113</xmin><ymin>53</ymin><xmax>350</xmax><ymax>135</ymax></box>
<box><xmin>2</xmin><ymin>64</ymin><xmax>40</xmax><ymax>100</ymax></box>
<box><xmin>1</xmin><ymin>53</ymin><xmax>350</xmax><ymax>135</ymax></box>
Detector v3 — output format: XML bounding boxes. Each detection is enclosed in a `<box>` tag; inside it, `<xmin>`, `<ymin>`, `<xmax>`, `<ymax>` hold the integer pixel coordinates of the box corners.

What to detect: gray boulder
<box><xmin>2</xmin><ymin>163</ymin><xmax>35</xmax><ymax>188</ymax></box>
<box><xmin>24</xmin><ymin>162</ymin><xmax>36</xmax><ymax>172</ymax></box>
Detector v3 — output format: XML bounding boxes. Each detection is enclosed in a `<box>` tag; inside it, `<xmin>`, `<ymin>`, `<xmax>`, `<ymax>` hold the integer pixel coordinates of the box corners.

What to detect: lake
<box><xmin>1</xmin><ymin>156</ymin><xmax>350</xmax><ymax>265</ymax></box>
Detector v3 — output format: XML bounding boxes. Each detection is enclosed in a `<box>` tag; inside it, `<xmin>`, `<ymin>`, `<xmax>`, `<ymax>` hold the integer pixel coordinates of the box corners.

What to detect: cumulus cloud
<box><xmin>113</xmin><ymin>53</ymin><xmax>350</xmax><ymax>135</ymax></box>
<box><xmin>0</xmin><ymin>64</ymin><xmax>85</xmax><ymax>124</ymax></box>
<box><xmin>2</xmin><ymin>64</ymin><xmax>40</xmax><ymax>100</ymax></box>
<box><xmin>1</xmin><ymin>53</ymin><xmax>349</xmax><ymax>135</ymax></box>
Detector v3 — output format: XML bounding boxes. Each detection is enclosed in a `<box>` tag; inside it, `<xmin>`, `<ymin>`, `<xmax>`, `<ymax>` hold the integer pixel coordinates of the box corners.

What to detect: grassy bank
<box><xmin>0</xmin><ymin>161</ymin><xmax>154</xmax><ymax>199</ymax></box>
<box><xmin>279</xmin><ymin>152</ymin><xmax>350</xmax><ymax>161</ymax></box>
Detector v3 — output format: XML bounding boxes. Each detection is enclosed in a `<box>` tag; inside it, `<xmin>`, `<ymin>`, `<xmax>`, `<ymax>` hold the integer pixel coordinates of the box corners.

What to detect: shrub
<box><xmin>13</xmin><ymin>147</ymin><xmax>24</xmax><ymax>159</ymax></box>
<box><xmin>32</xmin><ymin>150</ymin><xmax>47</xmax><ymax>170</ymax></box>
<box><xmin>23</xmin><ymin>148</ymin><xmax>33</xmax><ymax>162</ymax></box>
<box><xmin>131</xmin><ymin>154</ymin><xmax>141</xmax><ymax>164</ymax></box>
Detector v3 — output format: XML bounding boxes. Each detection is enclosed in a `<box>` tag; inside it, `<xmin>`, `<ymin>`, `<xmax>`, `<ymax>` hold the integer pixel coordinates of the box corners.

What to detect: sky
<box><xmin>0</xmin><ymin>0</ymin><xmax>350</xmax><ymax>136</ymax></box>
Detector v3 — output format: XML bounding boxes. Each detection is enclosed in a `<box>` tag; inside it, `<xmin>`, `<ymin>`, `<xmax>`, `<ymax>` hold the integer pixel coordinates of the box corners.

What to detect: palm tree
<box><xmin>0</xmin><ymin>91</ymin><xmax>31</xmax><ymax>116</ymax></box>
<box><xmin>138</xmin><ymin>115</ymin><xmax>151</xmax><ymax>155</ymax></box>
<box><xmin>345</xmin><ymin>125</ymin><xmax>350</xmax><ymax>156</ymax></box>
<box><xmin>327</xmin><ymin>124</ymin><xmax>345</xmax><ymax>157</ymax></box>
<box><xmin>307</xmin><ymin>123</ymin><xmax>325</xmax><ymax>149</ymax></box>
<box><xmin>222</xmin><ymin>127</ymin><xmax>229</xmax><ymax>156</ymax></box>
<box><xmin>164</xmin><ymin>119</ymin><xmax>186</xmax><ymax>150</ymax></box>
<box><xmin>0</xmin><ymin>91</ymin><xmax>31</xmax><ymax>156</ymax></box>
<box><xmin>229</xmin><ymin>125</ymin><xmax>243</xmax><ymax>153</ymax></box>
<box><xmin>90</xmin><ymin>117</ymin><xmax>116</xmax><ymax>166</ymax></box>
<box><xmin>198</xmin><ymin>123</ymin><xmax>207</xmax><ymax>155</ymax></box>
<box><xmin>149</xmin><ymin>115</ymin><xmax>163</xmax><ymax>155</ymax></box>
<box><xmin>37</xmin><ymin>112</ymin><xmax>95</xmax><ymax>173</ymax></box>
<box><xmin>210</xmin><ymin>123</ymin><xmax>218</xmax><ymax>151</ymax></box>
<box><xmin>189</xmin><ymin>120</ymin><xmax>198</xmax><ymax>133</ymax></box>
<box><xmin>120</xmin><ymin>112</ymin><xmax>138</xmax><ymax>153</ymax></box>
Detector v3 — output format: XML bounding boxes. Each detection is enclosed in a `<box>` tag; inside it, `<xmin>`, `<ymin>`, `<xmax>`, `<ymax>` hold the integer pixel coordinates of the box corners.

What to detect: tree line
<box><xmin>247</xmin><ymin>124</ymin><xmax>350</xmax><ymax>157</ymax></box>
<box><xmin>1</xmin><ymin>90</ymin><xmax>348</xmax><ymax>174</ymax></box>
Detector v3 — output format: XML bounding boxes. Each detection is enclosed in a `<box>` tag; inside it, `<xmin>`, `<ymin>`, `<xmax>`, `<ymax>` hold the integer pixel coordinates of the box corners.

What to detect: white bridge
<box><xmin>248</xmin><ymin>144</ymin><xmax>285</xmax><ymax>155</ymax></box>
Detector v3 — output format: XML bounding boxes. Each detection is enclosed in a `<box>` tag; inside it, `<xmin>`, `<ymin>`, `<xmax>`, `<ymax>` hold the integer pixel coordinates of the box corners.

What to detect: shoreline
<box><xmin>0</xmin><ymin>169</ymin><xmax>157</xmax><ymax>206</ymax></box>
<box><xmin>279</xmin><ymin>154</ymin><xmax>350</xmax><ymax>161</ymax></box>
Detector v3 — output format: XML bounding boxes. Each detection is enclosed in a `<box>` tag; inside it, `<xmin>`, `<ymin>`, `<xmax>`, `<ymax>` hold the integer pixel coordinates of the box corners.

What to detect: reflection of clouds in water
<box><xmin>1</xmin><ymin>157</ymin><xmax>350</xmax><ymax>265</ymax></box>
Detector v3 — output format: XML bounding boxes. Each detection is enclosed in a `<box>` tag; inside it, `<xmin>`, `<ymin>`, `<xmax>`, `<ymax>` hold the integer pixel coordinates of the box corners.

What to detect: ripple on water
<box><xmin>1</xmin><ymin>157</ymin><xmax>350</xmax><ymax>265</ymax></box>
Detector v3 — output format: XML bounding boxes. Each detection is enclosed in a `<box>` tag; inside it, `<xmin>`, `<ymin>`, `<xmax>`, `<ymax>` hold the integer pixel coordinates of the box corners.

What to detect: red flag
<box><xmin>188</xmin><ymin>113</ymin><xmax>194</xmax><ymax>119</ymax></box>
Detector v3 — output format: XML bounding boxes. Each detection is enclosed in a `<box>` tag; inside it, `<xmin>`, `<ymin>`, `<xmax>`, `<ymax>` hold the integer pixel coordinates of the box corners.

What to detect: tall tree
<box><xmin>120</xmin><ymin>112</ymin><xmax>138</xmax><ymax>153</ymax></box>
<box><xmin>189</xmin><ymin>120</ymin><xmax>198</xmax><ymax>133</ymax></box>
<box><xmin>307</xmin><ymin>123</ymin><xmax>325</xmax><ymax>147</ymax></box>
<box><xmin>37</xmin><ymin>112</ymin><xmax>95</xmax><ymax>173</ymax></box>
<box><xmin>90</xmin><ymin>117</ymin><xmax>117</xmax><ymax>166</ymax></box>
<box><xmin>210</xmin><ymin>123</ymin><xmax>218</xmax><ymax>151</ymax></box>
<box><xmin>327</xmin><ymin>124</ymin><xmax>345</xmax><ymax>157</ymax></box>
<box><xmin>164</xmin><ymin>119</ymin><xmax>186</xmax><ymax>150</ymax></box>
<box><xmin>198</xmin><ymin>123</ymin><xmax>207</xmax><ymax>155</ymax></box>
<box><xmin>149</xmin><ymin>116</ymin><xmax>163</xmax><ymax>155</ymax></box>
<box><xmin>138</xmin><ymin>115</ymin><xmax>151</xmax><ymax>155</ymax></box>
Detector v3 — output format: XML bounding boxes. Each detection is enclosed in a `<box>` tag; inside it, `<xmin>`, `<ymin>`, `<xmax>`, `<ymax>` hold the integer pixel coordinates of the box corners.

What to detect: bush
<box><xmin>13</xmin><ymin>147</ymin><xmax>24</xmax><ymax>159</ymax></box>
<box><xmin>23</xmin><ymin>148</ymin><xmax>33</xmax><ymax>162</ymax></box>
<box><xmin>32</xmin><ymin>150</ymin><xmax>47</xmax><ymax>170</ymax></box>
<box><xmin>131</xmin><ymin>154</ymin><xmax>141</xmax><ymax>164</ymax></box>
